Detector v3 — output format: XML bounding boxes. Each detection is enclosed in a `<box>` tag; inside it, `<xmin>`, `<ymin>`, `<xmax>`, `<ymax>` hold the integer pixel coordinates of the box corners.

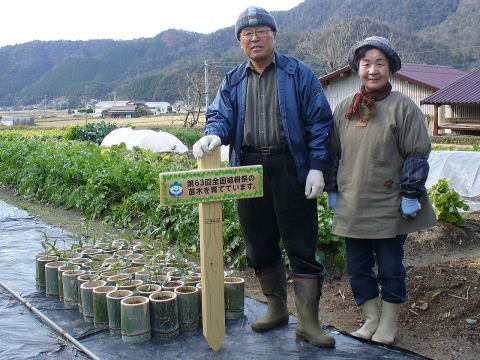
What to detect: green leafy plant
<box><xmin>161</xmin><ymin>128</ymin><xmax>204</xmax><ymax>148</ymax></box>
<box><xmin>428</xmin><ymin>178</ymin><xmax>470</xmax><ymax>226</ymax></box>
<box><xmin>0</xmin><ymin>131</ymin><xmax>345</xmax><ymax>270</ymax></box>
<box><xmin>64</xmin><ymin>122</ymin><xmax>122</xmax><ymax>144</ymax></box>
<box><xmin>38</xmin><ymin>230</ymin><xmax>57</xmax><ymax>255</ymax></box>
<box><xmin>316</xmin><ymin>194</ymin><xmax>346</xmax><ymax>273</ymax></box>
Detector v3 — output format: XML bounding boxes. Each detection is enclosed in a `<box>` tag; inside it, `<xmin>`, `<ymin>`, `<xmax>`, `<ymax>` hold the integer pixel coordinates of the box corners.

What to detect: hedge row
<box><xmin>431</xmin><ymin>136</ymin><xmax>480</xmax><ymax>146</ymax></box>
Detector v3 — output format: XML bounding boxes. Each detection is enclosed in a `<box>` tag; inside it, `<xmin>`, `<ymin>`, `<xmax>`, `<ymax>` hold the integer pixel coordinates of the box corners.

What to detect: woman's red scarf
<box><xmin>345</xmin><ymin>82</ymin><xmax>392</xmax><ymax>126</ymax></box>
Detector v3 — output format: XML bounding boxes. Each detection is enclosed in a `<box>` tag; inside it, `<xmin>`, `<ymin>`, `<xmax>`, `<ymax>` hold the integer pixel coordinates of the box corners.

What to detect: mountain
<box><xmin>0</xmin><ymin>0</ymin><xmax>477</xmax><ymax>107</ymax></box>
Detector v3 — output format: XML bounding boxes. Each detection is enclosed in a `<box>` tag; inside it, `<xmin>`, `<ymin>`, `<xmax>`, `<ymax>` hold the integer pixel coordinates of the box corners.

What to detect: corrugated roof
<box><xmin>421</xmin><ymin>67</ymin><xmax>480</xmax><ymax>105</ymax></box>
<box><xmin>109</xmin><ymin>105</ymin><xmax>136</xmax><ymax>111</ymax></box>
<box><xmin>320</xmin><ymin>63</ymin><xmax>467</xmax><ymax>92</ymax></box>
<box><xmin>395</xmin><ymin>63</ymin><xmax>467</xmax><ymax>91</ymax></box>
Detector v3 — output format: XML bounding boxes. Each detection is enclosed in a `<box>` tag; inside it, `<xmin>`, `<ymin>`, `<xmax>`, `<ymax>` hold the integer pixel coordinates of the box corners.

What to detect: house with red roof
<box><xmin>320</xmin><ymin>64</ymin><xmax>467</xmax><ymax>135</ymax></box>
<box><xmin>421</xmin><ymin>67</ymin><xmax>480</xmax><ymax>135</ymax></box>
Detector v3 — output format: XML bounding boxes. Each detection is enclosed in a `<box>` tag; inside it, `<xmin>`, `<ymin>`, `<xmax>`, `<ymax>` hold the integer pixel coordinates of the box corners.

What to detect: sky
<box><xmin>0</xmin><ymin>0</ymin><xmax>304</xmax><ymax>48</ymax></box>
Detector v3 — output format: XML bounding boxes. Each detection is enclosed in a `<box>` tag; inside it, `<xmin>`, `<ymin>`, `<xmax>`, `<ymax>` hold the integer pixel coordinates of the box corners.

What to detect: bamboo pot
<box><xmin>134</xmin><ymin>270</ymin><xmax>151</xmax><ymax>283</ymax></box>
<box><xmin>36</xmin><ymin>255</ymin><xmax>58</xmax><ymax>289</ymax></box>
<box><xmin>224</xmin><ymin>277</ymin><xmax>245</xmax><ymax>320</ymax></box>
<box><xmin>162</xmin><ymin>280</ymin><xmax>184</xmax><ymax>292</ymax></box>
<box><xmin>106</xmin><ymin>290</ymin><xmax>133</xmax><ymax>335</ymax></box>
<box><xmin>174</xmin><ymin>285</ymin><xmax>199</xmax><ymax>332</ymax></box>
<box><xmin>136</xmin><ymin>284</ymin><xmax>161</xmax><ymax>297</ymax></box>
<box><xmin>121</xmin><ymin>296</ymin><xmax>151</xmax><ymax>343</ymax></box>
<box><xmin>93</xmin><ymin>285</ymin><xmax>117</xmax><ymax>329</ymax></box>
<box><xmin>149</xmin><ymin>291</ymin><xmax>179</xmax><ymax>339</ymax></box>
<box><xmin>57</xmin><ymin>264</ymin><xmax>80</xmax><ymax>300</ymax></box>
<box><xmin>62</xmin><ymin>269</ymin><xmax>86</xmax><ymax>309</ymax></box>
<box><xmin>80</xmin><ymin>280</ymin><xmax>107</xmax><ymax>323</ymax></box>
<box><xmin>116</xmin><ymin>279</ymin><xmax>143</xmax><ymax>291</ymax></box>
<box><xmin>44</xmin><ymin>261</ymin><xmax>67</xmax><ymax>297</ymax></box>
<box><xmin>77</xmin><ymin>274</ymin><xmax>100</xmax><ymax>313</ymax></box>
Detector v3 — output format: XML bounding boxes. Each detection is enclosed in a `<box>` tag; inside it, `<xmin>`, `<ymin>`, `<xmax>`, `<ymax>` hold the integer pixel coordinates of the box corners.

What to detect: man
<box><xmin>192</xmin><ymin>6</ymin><xmax>334</xmax><ymax>348</ymax></box>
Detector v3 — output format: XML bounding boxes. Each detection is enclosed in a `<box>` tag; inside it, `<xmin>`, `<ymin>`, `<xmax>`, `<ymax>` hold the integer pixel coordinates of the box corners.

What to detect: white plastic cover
<box><xmin>101</xmin><ymin>128</ymin><xmax>134</xmax><ymax>147</ymax></box>
<box><xmin>101</xmin><ymin>128</ymin><xmax>188</xmax><ymax>154</ymax></box>
<box><xmin>427</xmin><ymin>151</ymin><xmax>480</xmax><ymax>211</ymax></box>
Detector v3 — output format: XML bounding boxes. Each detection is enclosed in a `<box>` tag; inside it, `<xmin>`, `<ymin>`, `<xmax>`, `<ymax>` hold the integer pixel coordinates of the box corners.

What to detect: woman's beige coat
<box><xmin>331</xmin><ymin>91</ymin><xmax>436</xmax><ymax>239</ymax></box>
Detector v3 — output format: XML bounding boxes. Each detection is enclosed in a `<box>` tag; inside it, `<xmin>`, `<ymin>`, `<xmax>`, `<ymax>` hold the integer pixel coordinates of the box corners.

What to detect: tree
<box><xmin>296</xmin><ymin>17</ymin><xmax>373</xmax><ymax>75</ymax></box>
<box><xmin>134</xmin><ymin>107</ymin><xmax>148</xmax><ymax>118</ymax></box>
<box><xmin>177</xmin><ymin>71</ymin><xmax>205</xmax><ymax>128</ymax></box>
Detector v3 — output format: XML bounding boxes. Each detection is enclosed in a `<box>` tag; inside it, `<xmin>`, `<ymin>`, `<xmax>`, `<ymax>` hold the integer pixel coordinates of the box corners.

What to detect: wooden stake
<box><xmin>198</xmin><ymin>147</ymin><xmax>225</xmax><ymax>351</ymax></box>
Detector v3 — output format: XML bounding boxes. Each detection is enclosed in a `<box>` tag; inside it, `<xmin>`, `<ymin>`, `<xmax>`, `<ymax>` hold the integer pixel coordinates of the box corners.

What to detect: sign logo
<box><xmin>169</xmin><ymin>181</ymin><xmax>184</xmax><ymax>198</ymax></box>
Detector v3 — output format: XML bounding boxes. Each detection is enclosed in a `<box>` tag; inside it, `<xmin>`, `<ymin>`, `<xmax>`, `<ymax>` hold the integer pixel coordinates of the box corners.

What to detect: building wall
<box><xmin>449</xmin><ymin>104</ymin><xmax>480</xmax><ymax>121</ymax></box>
<box><xmin>322</xmin><ymin>73</ymin><xmax>435</xmax><ymax>116</ymax></box>
<box><xmin>0</xmin><ymin>115</ymin><xmax>34</xmax><ymax>125</ymax></box>
<box><xmin>322</xmin><ymin>73</ymin><xmax>359</xmax><ymax>112</ymax></box>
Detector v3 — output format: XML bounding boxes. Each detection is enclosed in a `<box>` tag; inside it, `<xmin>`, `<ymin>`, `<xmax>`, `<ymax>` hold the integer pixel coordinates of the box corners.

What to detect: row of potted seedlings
<box><xmin>35</xmin><ymin>237</ymin><xmax>245</xmax><ymax>343</ymax></box>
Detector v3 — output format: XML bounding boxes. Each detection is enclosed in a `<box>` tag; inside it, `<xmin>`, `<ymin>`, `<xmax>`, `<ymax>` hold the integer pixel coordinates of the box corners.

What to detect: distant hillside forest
<box><xmin>0</xmin><ymin>0</ymin><xmax>477</xmax><ymax>107</ymax></box>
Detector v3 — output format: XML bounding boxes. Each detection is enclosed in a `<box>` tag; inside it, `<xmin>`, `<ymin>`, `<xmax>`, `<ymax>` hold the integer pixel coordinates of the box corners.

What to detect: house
<box><xmin>421</xmin><ymin>67</ymin><xmax>480</xmax><ymax>135</ymax></box>
<box><xmin>172</xmin><ymin>100</ymin><xmax>188</xmax><ymax>114</ymax></box>
<box><xmin>108</xmin><ymin>105</ymin><xmax>136</xmax><ymax>118</ymax></box>
<box><xmin>145</xmin><ymin>102</ymin><xmax>171</xmax><ymax>115</ymax></box>
<box><xmin>127</xmin><ymin>100</ymin><xmax>147</xmax><ymax>107</ymax></box>
<box><xmin>94</xmin><ymin>100</ymin><xmax>129</xmax><ymax>117</ymax></box>
<box><xmin>320</xmin><ymin>64</ymin><xmax>467</xmax><ymax>134</ymax></box>
<box><xmin>0</xmin><ymin>114</ymin><xmax>34</xmax><ymax>126</ymax></box>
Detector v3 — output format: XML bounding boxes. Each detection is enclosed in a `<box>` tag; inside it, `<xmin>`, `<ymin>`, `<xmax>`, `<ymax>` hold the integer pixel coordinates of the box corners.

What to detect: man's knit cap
<box><xmin>348</xmin><ymin>36</ymin><xmax>401</xmax><ymax>73</ymax></box>
<box><xmin>235</xmin><ymin>6</ymin><xmax>277</xmax><ymax>40</ymax></box>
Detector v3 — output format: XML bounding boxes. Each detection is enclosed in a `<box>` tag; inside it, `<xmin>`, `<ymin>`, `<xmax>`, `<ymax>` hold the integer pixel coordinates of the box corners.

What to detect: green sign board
<box><xmin>159</xmin><ymin>165</ymin><xmax>263</xmax><ymax>206</ymax></box>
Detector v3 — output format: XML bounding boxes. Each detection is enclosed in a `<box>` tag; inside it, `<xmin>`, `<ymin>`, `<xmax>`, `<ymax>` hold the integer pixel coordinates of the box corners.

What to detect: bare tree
<box><xmin>177</xmin><ymin>71</ymin><xmax>205</xmax><ymax>128</ymax></box>
<box><xmin>297</xmin><ymin>17</ymin><xmax>372</xmax><ymax>75</ymax></box>
<box><xmin>177</xmin><ymin>65</ymin><xmax>228</xmax><ymax>127</ymax></box>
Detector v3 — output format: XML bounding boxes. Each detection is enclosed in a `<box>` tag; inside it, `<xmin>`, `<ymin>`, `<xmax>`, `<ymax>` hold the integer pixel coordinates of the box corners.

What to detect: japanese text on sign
<box><xmin>159</xmin><ymin>165</ymin><xmax>263</xmax><ymax>206</ymax></box>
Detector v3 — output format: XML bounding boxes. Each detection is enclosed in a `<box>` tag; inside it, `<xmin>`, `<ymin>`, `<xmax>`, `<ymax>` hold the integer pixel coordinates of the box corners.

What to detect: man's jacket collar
<box><xmin>230</xmin><ymin>51</ymin><xmax>297</xmax><ymax>86</ymax></box>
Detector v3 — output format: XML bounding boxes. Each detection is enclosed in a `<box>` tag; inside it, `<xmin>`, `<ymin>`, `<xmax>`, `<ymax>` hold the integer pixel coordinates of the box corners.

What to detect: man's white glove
<box><xmin>304</xmin><ymin>169</ymin><xmax>325</xmax><ymax>199</ymax></box>
<box><xmin>192</xmin><ymin>135</ymin><xmax>221</xmax><ymax>159</ymax></box>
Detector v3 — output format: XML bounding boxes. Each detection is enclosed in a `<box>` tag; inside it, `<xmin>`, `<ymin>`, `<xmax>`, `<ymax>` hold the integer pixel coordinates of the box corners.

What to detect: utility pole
<box><xmin>203</xmin><ymin>61</ymin><xmax>237</xmax><ymax>111</ymax></box>
<box><xmin>204</xmin><ymin>60</ymin><xmax>209</xmax><ymax>109</ymax></box>
<box><xmin>43</xmin><ymin>95</ymin><xmax>47</xmax><ymax>118</ymax></box>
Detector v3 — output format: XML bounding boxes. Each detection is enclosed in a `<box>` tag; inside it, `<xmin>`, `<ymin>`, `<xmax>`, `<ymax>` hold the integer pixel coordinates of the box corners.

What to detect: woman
<box><xmin>327</xmin><ymin>36</ymin><xmax>436</xmax><ymax>344</ymax></box>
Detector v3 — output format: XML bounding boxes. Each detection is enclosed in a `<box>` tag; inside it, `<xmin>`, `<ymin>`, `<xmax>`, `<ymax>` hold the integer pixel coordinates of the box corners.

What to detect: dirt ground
<box><xmin>240</xmin><ymin>219</ymin><xmax>480</xmax><ymax>360</ymax></box>
<box><xmin>1</xmin><ymin>186</ymin><xmax>479</xmax><ymax>360</ymax></box>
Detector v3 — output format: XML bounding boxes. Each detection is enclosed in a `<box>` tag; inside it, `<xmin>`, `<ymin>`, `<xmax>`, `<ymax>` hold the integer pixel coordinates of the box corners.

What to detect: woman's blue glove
<box><xmin>400</xmin><ymin>197</ymin><xmax>421</xmax><ymax>219</ymax></box>
<box><xmin>328</xmin><ymin>192</ymin><xmax>337</xmax><ymax>211</ymax></box>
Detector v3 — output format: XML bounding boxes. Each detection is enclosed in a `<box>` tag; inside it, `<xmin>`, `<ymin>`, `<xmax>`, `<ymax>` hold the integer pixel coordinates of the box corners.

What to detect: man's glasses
<box><xmin>240</xmin><ymin>29</ymin><xmax>272</xmax><ymax>41</ymax></box>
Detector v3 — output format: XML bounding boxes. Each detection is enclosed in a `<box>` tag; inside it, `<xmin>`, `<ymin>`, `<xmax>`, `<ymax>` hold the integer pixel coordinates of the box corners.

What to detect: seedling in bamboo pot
<box><xmin>136</xmin><ymin>283</ymin><xmax>161</xmax><ymax>297</ymax></box>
